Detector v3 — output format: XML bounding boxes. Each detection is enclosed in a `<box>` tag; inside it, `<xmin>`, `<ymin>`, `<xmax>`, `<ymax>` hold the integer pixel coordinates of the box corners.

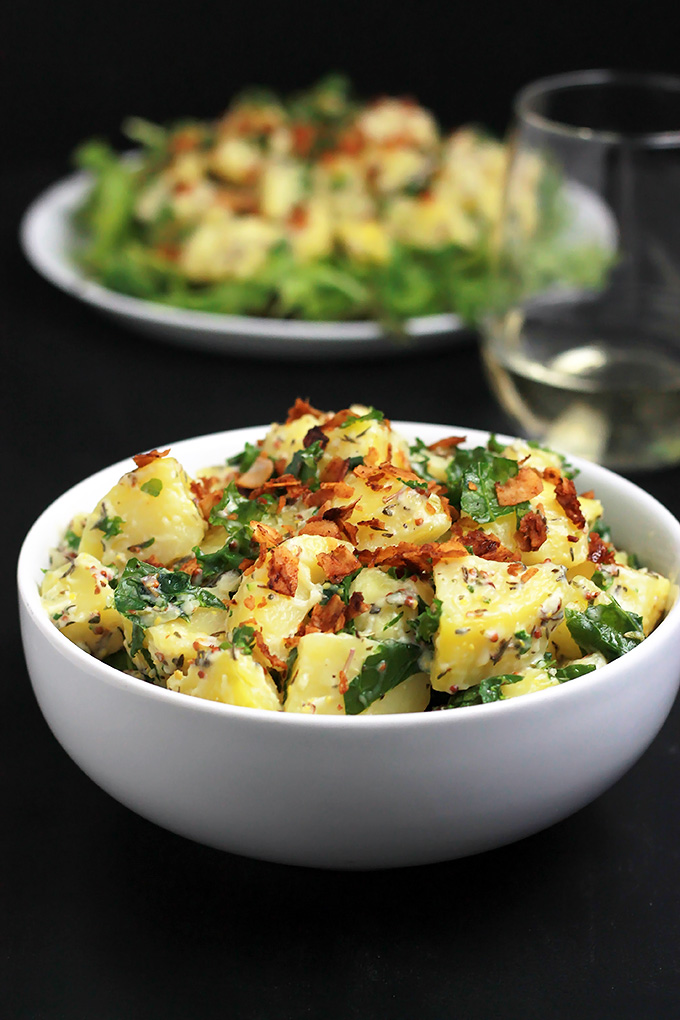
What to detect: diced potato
<box><xmin>350</xmin><ymin>566</ymin><xmax>433</xmax><ymax>643</ymax></box>
<box><xmin>330</xmin><ymin>471</ymin><xmax>450</xmax><ymax>552</ymax></box>
<box><xmin>549</xmin><ymin>575</ymin><xmax>605</xmax><ymax>660</ymax></box>
<box><xmin>168</xmin><ymin>648</ymin><xmax>281</xmax><ymax>711</ymax></box>
<box><xmin>431</xmin><ymin>555</ymin><xmax>572</xmax><ymax>691</ymax></box>
<box><xmin>260</xmin><ymin>414</ymin><xmax>323</xmax><ymax>465</ymax></box>
<box><xmin>559</xmin><ymin>563</ymin><xmax>671</xmax><ymax>638</ymax></box>
<box><xmin>499</xmin><ymin>652</ymin><xmax>606</xmax><ymax>699</ymax></box>
<box><xmin>79</xmin><ymin>455</ymin><xmax>206</xmax><ymax>571</ymax></box>
<box><xmin>321</xmin><ymin>408</ymin><xmax>411</xmax><ymax>471</ymax></box>
<box><xmin>228</xmin><ymin>534</ymin><xmax>355</xmax><ymax>662</ymax></box>
<box><xmin>140</xmin><ymin>607</ymin><xmax>230</xmax><ymax>679</ymax></box>
<box><xmin>284</xmin><ymin>632</ymin><xmax>429</xmax><ymax>715</ymax></box>
<box><xmin>41</xmin><ymin>553</ymin><xmax>123</xmax><ymax>658</ymax></box>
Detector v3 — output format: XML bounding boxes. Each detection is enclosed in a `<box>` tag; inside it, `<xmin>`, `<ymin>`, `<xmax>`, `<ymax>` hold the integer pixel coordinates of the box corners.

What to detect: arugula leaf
<box><xmin>340</xmin><ymin>407</ymin><xmax>385</xmax><ymax>429</ymax></box>
<box><xmin>285</xmin><ymin>440</ymin><xmax>325</xmax><ymax>488</ymax></box>
<box><xmin>412</xmin><ymin>598</ymin><xmax>442</xmax><ymax>642</ymax></box>
<box><xmin>565</xmin><ymin>598</ymin><xmax>644</xmax><ymax>661</ymax></box>
<box><xmin>201</xmin><ymin>482</ymin><xmax>276</xmax><ymax>582</ymax></box>
<box><xmin>344</xmin><ymin>641</ymin><xmax>423</xmax><ymax>715</ymax></box>
<box><xmin>591</xmin><ymin>569</ymin><xmax>613</xmax><ymax>591</ymax></box>
<box><xmin>554</xmin><ymin>662</ymin><xmax>597</xmax><ymax>682</ymax></box>
<box><xmin>140</xmin><ymin>478</ymin><xmax>163</xmax><ymax>497</ymax></box>
<box><xmin>93</xmin><ymin>513</ymin><xmax>125</xmax><ymax>540</ymax></box>
<box><xmin>227</xmin><ymin>442</ymin><xmax>261</xmax><ymax>474</ymax></box>
<box><xmin>449</xmin><ymin>448</ymin><xmax>529</xmax><ymax>523</ymax></box>
<box><xmin>514</xmin><ymin>629</ymin><xmax>533</xmax><ymax>654</ymax></box>
<box><xmin>114</xmin><ymin>558</ymin><xmax>224</xmax><ymax>655</ymax></box>
<box><xmin>447</xmin><ymin>673</ymin><xmax>523</xmax><ymax>708</ymax></box>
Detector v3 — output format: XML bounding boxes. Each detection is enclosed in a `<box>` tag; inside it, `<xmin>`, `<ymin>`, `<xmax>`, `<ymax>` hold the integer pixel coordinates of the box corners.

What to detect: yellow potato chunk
<box><xmin>431</xmin><ymin>554</ymin><xmax>572</xmax><ymax>692</ymax></box>
<box><xmin>260</xmin><ymin>414</ymin><xmax>322</xmax><ymax>464</ymax></box>
<box><xmin>41</xmin><ymin>553</ymin><xmax>123</xmax><ymax>658</ymax></box>
<box><xmin>228</xmin><ymin>534</ymin><xmax>355</xmax><ymax>662</ymax></box>
<box><xmin>140</xmin><ymin>607</ymin><xmax>230</xmax><ymax>680</ymax></box>
<box><xmin>499</xmin><ymin>652</ymin><xmax>606</xmax><ymax>699</ymax></box>
<box><xmin>168</xmin><ymin>648</ymin><xmax>281</xmax><ymax>711</ymax></box>
<box><xmin>79</xmin><ymin>455</ymin><xmax>206</xmax><ymax>570</ymax></box>
<box><xmin>284</xmin><ymin>632</ymin><xmax>429</xmax><ymax>715</ymax></box>
<box><xmin>588</xmin><ymin>563</ymin><xmax>671</xmax><ymax>635</ymax></box>
<box><xmin>350</xmin><ymin>566</ymin><xmax>433</xmax><ymax>643</ymax></box>
<box><xmin>330</xmin><ymin>472</ymin><xmax>450</xmax><ymax>552</ymax></box>
<box><xmin>321</xmin><ymin>409</ymin><xmax>411</xmax><ymax>471</ymax></box>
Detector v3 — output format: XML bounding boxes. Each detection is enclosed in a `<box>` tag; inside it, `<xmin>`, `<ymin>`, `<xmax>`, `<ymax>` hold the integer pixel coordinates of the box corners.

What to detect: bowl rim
<box><xmin>18</xmin><ymin>420</ymin><xmax>680</xmax><ymax>731</ymax></box>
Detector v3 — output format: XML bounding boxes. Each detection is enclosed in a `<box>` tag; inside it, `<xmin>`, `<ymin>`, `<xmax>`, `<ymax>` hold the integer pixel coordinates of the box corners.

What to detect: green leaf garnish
<box><xmin>141</xmin><ymin>478</ymin><xmax>163</xmax><ymax>497</ymax></box>
<box><xmin>344</xmin><ymin>641</ymin><xmax>422</xmax><ymax>715</ymax></box>
<box><xmin>340</xmin><ymin>407</ymin><xmax>385</xmax><ymax>429</ymax></box>
<box><xmin>565</xmin><ymin>597</ymin><xmax>644</xmax><ymax>661</ymax></box>
<box><xmin>93</xmin><ymin>513</ymin><xmax>124</xmax><ymax>540</ymax></box>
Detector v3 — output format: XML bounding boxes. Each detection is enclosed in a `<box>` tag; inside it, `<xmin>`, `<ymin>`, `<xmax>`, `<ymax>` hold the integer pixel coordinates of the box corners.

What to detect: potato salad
<box><xmin>41</xmin><ymin>401</ymin><xmax>671</xmax><ymax>714</ymax></box>
<box><xmin>72</xmin><ymin>77</ymin><xmax>607</xmax><ymax>325</ymax></box>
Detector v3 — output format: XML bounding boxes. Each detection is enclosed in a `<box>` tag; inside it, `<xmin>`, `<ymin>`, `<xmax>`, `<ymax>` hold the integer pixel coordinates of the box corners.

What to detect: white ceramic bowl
<box><xmin>17</xmin><ymin>423</ymin><xmax>680</xmax><ymax>869</ymax></box>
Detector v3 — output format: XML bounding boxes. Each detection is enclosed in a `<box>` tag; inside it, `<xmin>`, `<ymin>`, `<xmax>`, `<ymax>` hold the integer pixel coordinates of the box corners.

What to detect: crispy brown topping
<box><xmin>321</xmin><ymin>457</ymin><xmax>350</xmax><ymax>483</ymax></box>
<box><xmin>286</xmin><ymin>398</ymin><xmax>323</xmax><ymax>423</ymax></box>
<box><xmin>304</xmin><ymin>595</ymin><xmax>347</xmax><ymax>635</ymax></box>
<box><xmin>252</xmin><ymin>631</ymin><xmax>287</xmax><ymax>674</ymax></box>
<box><xmin>555</xmin><ymin>476</ymin><xmax>586</xmax><ymax>529</ymax></box>
<box><xmin>267</xmin><ymin>546</ymin><xmax>299</xmax><ymax>596</ymax></box>
<box><xmin>516</xmin><ymin>510</ymin><xmax>548</xmax><ymax>552</ymax></box>
<box><xmin>190</xmin><ymin>476</ymin><xmax>226</xmax><ymax>520</ymax></box>
<box><xmin>588</xmin><ymin>530</ymin><xmax>616</xmax><ymax>565</ymax></box>
<box><xmin>303</xmin><ymin>481</ymin><xmax>355</xmax><ymax>507</ymax></box>
<box><xmin>361</xmin><ymin>539</ymin><xmax>466</xmax><ymax>576</ymax></box>
<box><xmin>133</xmin><ymin>448</ymin><xmax>170</xmax><ymax>469</ymax></box>
<box><xmin>495</xmin><ymin>466</ymin><xmax>544</xmax><ymax>506</ymax></box>
<box><xmin>317</xmin><ymin>545</ymin><xmax>362</xmax><ymax>583</ymax></box>
<box><xmin>462</xmin><ymin>529</ymin><xmax>520</xmax><ymax>562</ymax></box>
<box><xmin>542</xmin><ymin>466</ymin><xmax>562</xmax><ymax>485</ymax></box>
<box><xmin>303</xmin><ymin>426</ymin><xmax>329</xmax><ymax>449</ymax></box>
<box><xmin>426</xmin><ymin>435</ymin><xmax>467</xmax><ymax>454</ymax></box>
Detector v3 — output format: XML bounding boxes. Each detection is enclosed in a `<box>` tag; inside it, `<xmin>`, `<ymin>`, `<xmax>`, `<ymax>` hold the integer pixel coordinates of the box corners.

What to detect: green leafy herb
<box><xmin>227</xmin><ymin>442</ymin><xmax>262</xmax><ymax>474</ymax></box>
<box><xmin>340</xmin><ymin>407</ymin><xmax>385</xmax><ymax>429</ymax></box>
<box><xmin>230</xmin><ymin>624</ymin><xmax>256</xmax><ymax>655</ymax></box>
<box><xmin>400</xmin><ymin>477</ymin><xmax>429</xmax><ymax>493</ymax></box>
<box><xmin>459</xmin><ymin>453</ymin><xmax>530</xmax><ymax>523</ymax></box>
<box><xmin>554</xmin><ymin>662</ymin><xmax>597</xmax><ymax>682</ymax></box>
<box><xmin>565</xmin><ymin>598</ymin><xmax>644</xmax><ymax>661</ymax></box>
<box><xmin>486</xmin><ymin>434</ymin><xmax>505</xmax><ymax>454</ymax></box>
<box><xmin>285</xmin><ymin>440</ymin><xmax>325</xmax><ymax>488</ymax></box>
<box><xmin>344</xmin><ymin>641</ymin><xmax>422</xmax><ymax>715</ymax></box>
<box><xmin>127</xmin><ymin>536</ymin><xmax>155</xmax><ymax>551</ymax></box>
<box><xmin>64</xmin><ymin>528</ymin><xmax>81</xmax><ymax>552</ymax></box>
<box><xmin>412</xmin><ymin>598</ymin><xmax>442</xmax><ymax>642</ymax></box>
<box><xmin>199</xmin><ymin>482</ymin><xmax>276</xmax><ymax>583</ymax></box>
<box><xmin>114</xmin><ymin>558</ymin><xmax>224</xmax><ymax>655</ymax></box>
<box><xmin>447</xmin><ymin>673</ymin><xmax>523</xmax><ymax>708</ymax></box>
<box><xmin>93</xmin><ymin>513</ymin><xmax>125</xmax><ymax>540</ymax></box>
<box><xmin>321</xmin><ymin>568</ymin><xmax>362</xmax><ymax>605</ymax></box>
<box><xmin>591</xmin><ymin>569</ymin><xmax>613</xmax><ymax>591</ymax></box>
<box><xmin>141</xmin><ymin>478</ymin><xmax>163</xmax><ymax>497</ymax></box>
<box><xmin>514</xmin><ymin>629</ymin><xmax>533</xmax><ymax>654</ymax></box>
<box><xmin>383</xmin><ymin>612</ymin><xmax>404</xmax><ymax>630</ymax></box>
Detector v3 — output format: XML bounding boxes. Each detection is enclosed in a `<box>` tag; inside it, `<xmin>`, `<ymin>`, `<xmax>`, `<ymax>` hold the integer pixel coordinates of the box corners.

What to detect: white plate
<box><xmin>20</xmin><ymin>172</ymin><xmax>617</xmax><ymax>361</ymax></box>
<box><xmin>19</xmin><ymin>171</ymin><xmax>467</xmax><ymax>360</ymax></box>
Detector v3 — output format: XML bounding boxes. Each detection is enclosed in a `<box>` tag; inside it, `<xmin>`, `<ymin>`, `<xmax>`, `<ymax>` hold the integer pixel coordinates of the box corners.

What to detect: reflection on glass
<box><xmin>481</xmin><ymin>70</ymin><xmax>680</xmax><ymax>470</ymax></box>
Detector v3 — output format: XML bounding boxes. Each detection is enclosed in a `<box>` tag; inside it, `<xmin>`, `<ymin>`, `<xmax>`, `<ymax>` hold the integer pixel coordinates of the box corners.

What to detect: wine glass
<box><xmin>481</xmin><ymin>70</ymin><xmax>680</xmax><ymax>470</ymax></box>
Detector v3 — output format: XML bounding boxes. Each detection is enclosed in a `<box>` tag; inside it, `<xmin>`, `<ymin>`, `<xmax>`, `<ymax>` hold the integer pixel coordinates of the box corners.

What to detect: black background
<box><xmin>4</xmin><ymin>3</ymin><xmax>680</xmax><ymax>1018</ymax></box>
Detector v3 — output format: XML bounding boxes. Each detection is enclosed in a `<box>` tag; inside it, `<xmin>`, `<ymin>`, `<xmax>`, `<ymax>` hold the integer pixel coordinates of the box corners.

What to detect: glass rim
<box><xmin>514</xmin><ymin>69</ymin><xmax>680</xmax><ymax>146</ymax></box>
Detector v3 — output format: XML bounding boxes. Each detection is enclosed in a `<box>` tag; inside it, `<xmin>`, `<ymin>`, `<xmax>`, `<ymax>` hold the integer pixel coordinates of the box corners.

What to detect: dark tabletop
<box><xmin>3</xmin><ymin>160</ymin><xmax>680</xmax><ymax>1020</ymax></box>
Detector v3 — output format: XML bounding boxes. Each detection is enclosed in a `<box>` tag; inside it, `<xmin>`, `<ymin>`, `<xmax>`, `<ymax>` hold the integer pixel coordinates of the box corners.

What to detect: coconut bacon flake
<box><xmin>317</xmin><ymin>545</ymin><xmax>362</xmax><ymax>583</ymax></box>
<box><xmin>133</xmin><ymin>448</ymin><xmax>171</xmax><ymax>469</ymax></box>
<box><xmin>554</xmin><ymin>476</ymin><xmax>586</xmax><ymax>529</ymax></box>
<box><xmin>495</xmin><ymin>466</ymin><xmax>544</xmax><ymax>506</ymax></box>
<box><xmin>516</xmin><ymin>510</ymin><xmax>548</xmax><ymax>552</ymax></box>
<box><xmin>267</xmin><ymin>545</ymin><xmax>299</xmax><ymax>597</ymax></box>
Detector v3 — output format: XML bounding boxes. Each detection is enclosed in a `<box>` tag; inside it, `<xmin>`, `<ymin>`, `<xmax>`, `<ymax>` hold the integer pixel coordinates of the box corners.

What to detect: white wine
<box><xmin>482</xmin><ymin>316</ymin><xmax>680</xmax><ymax>470</ymax></box>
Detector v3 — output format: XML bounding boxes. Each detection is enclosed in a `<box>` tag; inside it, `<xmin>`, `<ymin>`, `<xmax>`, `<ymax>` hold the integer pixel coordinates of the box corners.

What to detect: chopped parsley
<box><xmin>340</xmin><ymin>407</ymin><xmax>384</xmax><ymax>429</ymax></box>
<box><xmin>64</xmin><ymin>528</ymin><xmax>81</xmax><ymax>552</ymax></box>
<box><xmin>140</xmin><ymin>478</ymin><xmax>163</xmax><ymax>497</ymax></box>
<box><xmin>411</xmin><ymin>598</ymin><xmax>442</xmax><ymax>642</ymax></box>
<box><xmin>197</xmin><ymin>482</ymin><xmax>276</xmax><ymax>583</ymax></box>
<box><xmin>93</xmin><ymin>512</ymin><xmax>125</xmax><ymax>540</ymax></box>
<box><xmin>285</xmin><ymin>440</ymin><xmax>325</xmax><ymax>488</ymax></box>
<box><xmin>447</xmin><ymin>673</ymin><xmax>523</xmax><ymax>708</ymax></box>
